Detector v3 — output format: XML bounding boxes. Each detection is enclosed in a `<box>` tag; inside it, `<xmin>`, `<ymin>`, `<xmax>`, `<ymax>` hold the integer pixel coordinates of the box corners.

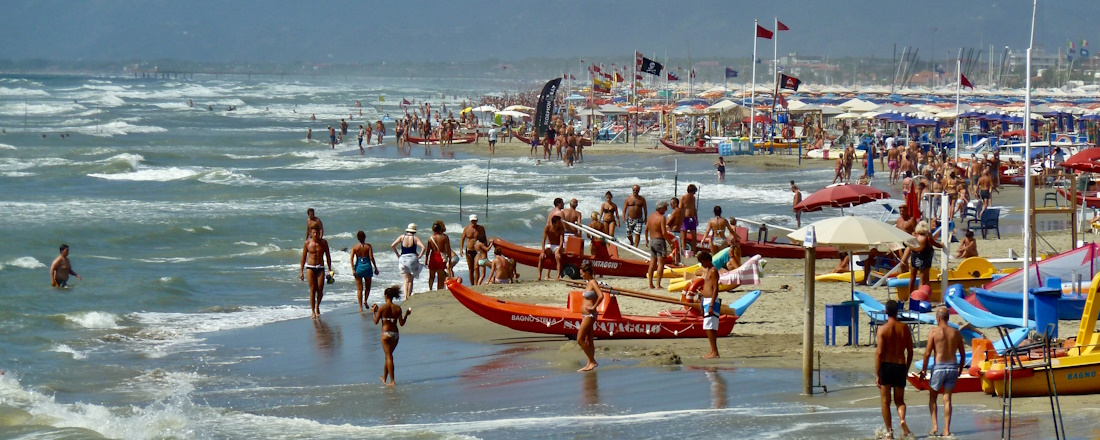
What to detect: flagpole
<box><xmin>1022</xmin><ymin>0</ymin><xmax>1037</xmax><ymax>328</ymax></box>
<box><xmin>750</xmin><ymin>19</ymin><xmax>758</xmax><ymax>150</ymax></box>
<box><xmin>954</xmin><ymin>54</ymin><xmax>961</xmax><ymax>162</ymax></box>
<box><xmin>773</xmin><ymin>17</ymin><xmax>779</xmax><ymax>82</ymax></box>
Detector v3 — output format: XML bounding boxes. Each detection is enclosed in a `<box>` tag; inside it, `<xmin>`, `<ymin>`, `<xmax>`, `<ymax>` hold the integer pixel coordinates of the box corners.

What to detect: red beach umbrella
<box><xmin>794</xmin><ymin>183</ymin><xmax>892</xmax><ymax>213</ymax></box>
<box><xmin>1061</xmin><ymin>148</ymin><xmax>1100</xmax><ymax>173</ymax></box>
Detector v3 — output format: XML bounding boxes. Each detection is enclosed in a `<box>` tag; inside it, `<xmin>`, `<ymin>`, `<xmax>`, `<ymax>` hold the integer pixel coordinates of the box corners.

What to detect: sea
<box><xmin>0</xmin><ymin>74</ymin><xmax>1089</xmax><ymax>439</ymax></box>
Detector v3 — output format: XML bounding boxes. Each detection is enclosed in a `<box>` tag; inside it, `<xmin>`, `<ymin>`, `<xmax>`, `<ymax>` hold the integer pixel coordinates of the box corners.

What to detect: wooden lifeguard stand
<box><xmin>1029</xmin><ymin>174</ymin><xmax>1078</xmax><ymax>261</ymax></box>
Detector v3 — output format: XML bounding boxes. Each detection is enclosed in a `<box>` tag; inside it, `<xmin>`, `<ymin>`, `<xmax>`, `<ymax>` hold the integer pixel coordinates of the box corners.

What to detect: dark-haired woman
<box><xmin>576</xmin><ymin>261</ymin><xmax>604</xmax><ymax>372</ymax></box>
<box><xmin>350</xmin><ymin>231</ymin><xmax>378</xmax><ymax>312</ymax></box>
<box><xmin>373</xmin><ymin>285</ymin><xmax>411</xmax><ymax>386</ymax></box>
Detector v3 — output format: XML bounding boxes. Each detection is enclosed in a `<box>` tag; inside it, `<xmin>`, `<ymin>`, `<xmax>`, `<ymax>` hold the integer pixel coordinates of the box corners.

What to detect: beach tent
<box><xmin>597</xmin><ymin>104</ymin><xmax>628</xmax><ymax>115</ymax></box>
<box><xmin>705</xmin><ymin>100</ymin><xmax>744</xmax><ymax>114</ymax></box>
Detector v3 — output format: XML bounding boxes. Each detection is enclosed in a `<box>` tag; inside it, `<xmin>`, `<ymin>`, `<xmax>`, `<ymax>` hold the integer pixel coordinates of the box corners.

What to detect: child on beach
<box><xmin>372</xmin><ymin>286</ymin><xmax>411</xmax><ymax>386</ymax></box>
<box><xmin>474</xmin><ymin>240</ymin><xmax>492</xmax><ymax>284</ymax></box>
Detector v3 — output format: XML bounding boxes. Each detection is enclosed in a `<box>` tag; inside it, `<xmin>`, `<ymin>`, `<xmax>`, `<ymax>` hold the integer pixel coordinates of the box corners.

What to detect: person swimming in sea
<box><xmin>372</xmin><ymin>285</ymin><xmax>411</xmax><ymax>386</ymax></box>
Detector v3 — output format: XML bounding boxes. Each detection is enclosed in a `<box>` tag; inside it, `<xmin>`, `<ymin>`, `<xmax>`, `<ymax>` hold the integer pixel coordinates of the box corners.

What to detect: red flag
<box><xmin>602</xmin><ymin>72</ymin><xmax>612</xmax><ymax>80</ymax></box>
<box><xmin>635</xmin><ymin>74</ymin><xmax>643</xmax><ymax>80</ymax></box>
<box><xmin>401</xmin><ymin>98</ymin><xmax>411</xmax><ymax>105</ymax></box>
<box><xmin>960</xmin><ymin>74</ymin><xmax>974</xmax><ymax>89</ymax></box>
<box><xmin>563</xmin><ymin>73</ymin><xmax>567</xmax><ymax>80</ymax></box>
<box><xmin>776</xmin><ymin>20</ymin><xmax>789</xmax><ymax>31</ymax></box>
<box><xmin>591</xmin><ymin>64</ymin><xmax>600</xmax><ymax>73</ymax></box>
<box><xmin>690</xmin><ymin>68</ymin><xmax>696</xmax><ymax>79</ymax></box>
<box><xmin>569</xmin><ymin>74</ymin><xmax>576</xmax><ymax>80</ymax></box>
<box><xmin>615</xmin><ymin>72</ymin><xmax>624</xmax><ymax>82</ymax></box>
<box><xmin>756</xmin><ymin>25</ymin><xmax>773</xmax><ymax>39</ymax></box>
<box><xmin>635</xmin><ymin>51</ymin><xmax>643</xmax><ymax>67</ymax></box>
<box><xmin>668</xmin><ymin>71</ymin><xmax>680</xmax><ymax>81</ymax></box>
<box><xmin>776</xmin><ymin>93</ymin><xmax>788</xmax><ymax>108</ymax></box>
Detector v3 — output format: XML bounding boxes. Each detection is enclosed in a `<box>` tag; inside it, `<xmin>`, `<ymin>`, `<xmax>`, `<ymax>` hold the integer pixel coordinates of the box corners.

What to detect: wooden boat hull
<box><xmin>983</xmin><ymin>361</ymin><xmax>1100</xmax><ymax>397</ymax></box>
<box><xmin>493</xmin><ymin>238</ymin><xmax>672</xmax><ymax>279</ymax></box>
<box><xmin>512</xmin><ymin>131</ymin><xmax>593</xmax><ymax>147</ymax></box>
<box><xmin>971</xmin><ymin>287</ymin><xmax>1087</xmax><ymax>320</ymax></box>
<box><xmin>445</xmin><ymin>278</ymin><xmax>737</xmax><ymax>339</ymax></box>
<box><xmin>658</xmin><ymin>138</ymin><xmax>718</xmax><ymax>154</ymax></box>
<box><xmin>907</xmin><ymin>372</ymin><xmax>985</xmax><ymax>393</ymax></box>
<box><xmin>740</xmin><ymin>239</ymin><xmax>840</xmax><ymax>260</ymax></box>
<box><xmin>406</xmin><ymin>133</ymin><xmax>478</xmax><ymax>145</ymax></box>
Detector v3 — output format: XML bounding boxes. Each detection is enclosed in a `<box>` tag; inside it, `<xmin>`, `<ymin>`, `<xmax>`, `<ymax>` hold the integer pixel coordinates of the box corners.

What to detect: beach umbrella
<box><xmin>788</xmin><ymin>216</ymin><xmax>916</xmax><ymax>301</ymax></box>
<box><xmin>502</xmin><ymin>105</ymin><xmax>534</xmax><ymax>112</ymax></box>
<box><xmin>794</xmin><ymin>183</ymin><xmax>891</xmax><ymax>213</ymax></box>
<box><xmin>1061</xmin><ymin>148</ymin><xmax>1100</xmax><ymax>173</ymax></box>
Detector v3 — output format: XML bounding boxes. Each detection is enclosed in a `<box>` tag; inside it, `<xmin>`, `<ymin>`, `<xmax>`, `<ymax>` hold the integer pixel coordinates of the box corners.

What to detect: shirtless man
<box><xmin>300</xmin><ymin>226</ymin><xmax>333</xmax><ymax>319</ymax></box>
<box><xmin>919</xmin><ymin>307</ymin><xmax>966</xmax><ymax>437</ymax></box>
<box><xmin>977</xmin><ymin>169</ymin><xmax>993</xmax><ymax>215</ymax></box>
<box><xmin>895</xmin><ymin>204</ymin><xmax>917</xmax><ymax>234</ymax></box>
<box><xmin>487</xmin><ymin>246</ymin><xmax>516</xmax><ymax>284</ymax></box>
<box><xmin>623</xmin><ymin>185</ymin><xmax>648</xmax><ymax>247</ymax></box>
<box><xmin>646</xmin><ymin>201</ymin><xmax>670</xmax><ymax>289</ymax></box>
<box><xmin>968</xmin><ymin>155</ymin><xmax>984</xmax><ymax>199</ymax></box>
<box><xmin>305</xmin><ymin>208</ymin><xmax>324</xmax><ymax>238</ymax></box>
<box><xmin>357</xmin><ymin>125</ymin><xmax>366</xmax><ymax>154</ymax></box>
<box><xmin>875</xmin><ymin>300</ymin><xmax>914</xmax><ymax>439</ymax></box>
<box><xmin>50</xmin><ymin>244</ymin><xmax>80</xmax><ymax>287</ymax></box>
<box><xmin>679</xmin><ymin>184</ymin><xmax>699</xmax><ymax>255</ymax></box>
<box><xmin>538</xmin><ymin>215</ymin><xmax>566</xmax><ymax>280</ymax></box>
<box><xmin>791</xmin><ymin>181</ymin><xmax>803</xmax><ymax>228</ymax></box>
<box><xmin>328</xmin><ymin>126</ymin><xmax>336</xmax><ymax>149</ymax></box>
<box><xmin>666</xmin><ymin>197</ymin><xmax>684</xmax><ymax>265</ymax></box>
<box><xmin>698</xmin><ymin>251</ymin><xmax>721</xmax><ymax>359</ymax></box>
<box><xmin>460</xmin><ymin>214</ymin><xmax>487</xmax><ymax>286</ymax></box>
<box><xmin>702</xmin><ymin>206</ymin><xmax>735</xmax><ymax>255</ymax></box>
<box><xmin>340</xmin><ymin>118</ymin><xmax>348</xmax><ymax>136</ymax></box>
<box><xmin>561</xmin><ymin>198</ymin><xmax>583</xmax><ymax>236</ymax></box>
<box><xmin>375</xmin><ymin>120</ymin><xmax>386</xmax><ymax>144</ymax></box>
<box><xmin>547</xmin><ymin>197</ymin><xmax>565</xmax><ymax>226</ymax></box>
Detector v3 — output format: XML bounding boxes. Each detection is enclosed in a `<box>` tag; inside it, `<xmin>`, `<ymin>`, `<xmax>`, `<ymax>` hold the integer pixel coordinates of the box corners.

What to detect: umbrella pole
<box><xmin>802</xmin><ymin>245</ymin><xmax>817</xmax><ymax>395</ymax></box>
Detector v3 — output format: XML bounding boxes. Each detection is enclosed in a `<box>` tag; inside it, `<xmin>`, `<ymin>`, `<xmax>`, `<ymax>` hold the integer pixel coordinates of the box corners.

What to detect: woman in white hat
<box><xmin>391</xmin><ymin>223</ymin><xmax>425</xmax><ymax>300</ymax></box>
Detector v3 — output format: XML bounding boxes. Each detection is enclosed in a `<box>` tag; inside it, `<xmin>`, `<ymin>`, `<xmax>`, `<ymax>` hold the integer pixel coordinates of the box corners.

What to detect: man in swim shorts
<box><xmin>300</xmin><ymin>225</ymin><xmax>332</xmax><ymax>319</ymax></box>
<box><xmin>623</xmin><ymin>184</ymin><xmax>648</xmax><ymax>247</ymax></box>
<box><xmin>919</xmin><ymin>307</ymin><xmax>965</xmax><ymax>437</ymax></box>
<box><xmin>698</xmin><ymin>251</ymin><xmax>720</xmax><ymax>359</ymax></box>
<box><xmin>646</xmin><ymin>201</ymin><xmax>669</xmax><ymax>289</ymax></box>
<box><xmin>538</xmin><ymin>215</ymin><xmax>566</xmax><ymax>281</ymax></box>
<box><xmin>460</xmin><ymin>214</ymin><xmax>487</xmax><ymax>286</ymax></box>
<box><xmin>875</xmin><ymin>299</ymin><xmax>914</xmax><ymax>439</ymax></box>
<box><xmin>977</xmin><ymin>169</ymin><xmax>993</xmax><ymax>216</ymax></box>
<box><xmin>679</xmin><ymin>184</ymin><xmax>699</xmax><ymax>255</ymax></box>
<box><xmin>328</xmin><ymin>126</ymin><xmax>336</xmax><ymax>149</ymax></box>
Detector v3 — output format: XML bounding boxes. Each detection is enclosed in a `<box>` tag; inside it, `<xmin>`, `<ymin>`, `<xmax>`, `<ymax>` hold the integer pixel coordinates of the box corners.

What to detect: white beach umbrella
<box><xmin>502</xmin><ymin>105</ymin><xmax>534</xmax><ymax>112</ymax></box>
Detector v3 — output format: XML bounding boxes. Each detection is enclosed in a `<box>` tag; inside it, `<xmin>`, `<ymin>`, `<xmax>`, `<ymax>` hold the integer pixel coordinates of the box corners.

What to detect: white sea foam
<box><xmin>197</xmin><ymin>169</ymin><xmax>261</xmax><ymax>186</ymax></box>
<box><xmin>52</xmin><ymin>343</ymin><xmax>88</xmax><ymax>360</ymax></box>
<box><xmin>6</xmin><ymin>256</ymin><xmax>45</xmax><ymax>269</ymax></box>
<box><xmin>0</xmin><ymin>143</ymin><xmax>16</xmax><ymax>150</ymax></box>
<box><xmin>128</xmin><ymin>304</ymin><xmax>306</xmax><ymax>358</ymax></box>
<box><xmin>2</xmin><ymin>171</ymin><xmax>35</xmax><ymax>177</ymax></box>
<box><xmin>0</xmin><ymin>101</ymin><xmax>83</xmax><ymax>116</ymax></box>
<box><xmin>74</xmin><ymin>120</ymin><xmax>168</xmax><ymax>137</ymax></box>
<box><xmin>0</xmin><ymin>86</ymin><xmax>50</xmax><ymax>97</ymax></box>
<box><xmin>0</xmin><ymin>157</ymin><xmax>72</xmax><ymax>171</ymax></box>
<box><xmin>64</xmin><ymin>311</ymin><xmax>123</xmax><ymax>329</ymax></box>
<box><xmin>89</xmin><ymin>167</ymin><xmax>198</xmax><ymax>181</ymax></box>
<box><xmin>234</xmin><ymin>241</ymin><xmax>258</xmax><ymax>246</ymax></box>
<box><xmin>99</xmin><ymin>153</ymin><xmax>145</xmax><ymax>170</ymax></box>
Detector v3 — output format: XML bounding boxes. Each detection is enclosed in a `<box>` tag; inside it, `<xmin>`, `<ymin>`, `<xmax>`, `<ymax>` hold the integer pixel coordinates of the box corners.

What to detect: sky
<box><xmin>0</xmin><ymin>0</ymin><xmax>1094</xmax><ymax>64</ymax></box>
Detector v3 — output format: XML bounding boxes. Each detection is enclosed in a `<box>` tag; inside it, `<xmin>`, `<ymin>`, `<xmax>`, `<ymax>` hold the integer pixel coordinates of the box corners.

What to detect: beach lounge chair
<box><xmin>966</xmin><ymin>208</ymin><xmax>1000</xmax><ymax>239</ymax></box>
<box><xmin>879</xmin><ymin>203</ymin><xmax>899</xmax><ymax>223</ymax></box>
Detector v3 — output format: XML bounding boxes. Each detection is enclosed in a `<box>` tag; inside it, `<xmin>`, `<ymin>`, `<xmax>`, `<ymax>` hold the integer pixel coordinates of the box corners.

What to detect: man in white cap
<box><xmin>460</xmin><ymin>214</ymin><xmax>487</xmax><ymax>285</ymax></box>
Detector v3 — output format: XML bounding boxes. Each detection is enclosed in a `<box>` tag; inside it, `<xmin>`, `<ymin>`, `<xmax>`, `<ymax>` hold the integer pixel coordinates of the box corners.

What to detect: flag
<box><xmin>776</xmin><ymin>20</ymin><xmax>789</xmax><ymax>31</ymax></box>
<box><xmin>533</xmin><ymin>78</ymin><xmax>562</xmax><ymax>137</ymax></box>
<box><xmin>602</xmin><ymin>72</ymin><xmax>612</xmax><ymax>80</ymax></box>
<box><xmin>379</xmin><ymin>96</ymin><xmax>385</xmax><ymax>102</ymax></box>
<box><xmin>668</xmin><ymin>71</ymin><xmax>680</xmax><ymax>81</ymax></box>
<box><xmin>756</xmin><ymin>25</ymin><xmax>773</xmax><ymax>39</ymax></box>
<box><xmin>725</xmin><ymin>67</ymin><xmax>738</xmax><ymax>78</ymax></box>
<box><xmin>639</xmin><ymin>56</ymin><xmax>663</xmax><ymax>75</ymax></box>
<box><xmin>1084</xmin><ymin>39</ymin><xmax>1089</xmax><ymax>48</ymax></box>
<box><xmin>591</xmin><ymin>64</ymin><xmax>601</xmax><ymax>73</ymax></box>
<box><xmin>1082</xmin><ymin>49</ymin><xmax>1090</xmax><ymax>58</ymax></box>
<box><xmin>960</xmin><ymin>74</ymin><xmax>973</xmax><ymax>89</ymax></box>
<box><xmin>615</xmin><ymin>72</ymin><xmax>624</xmax><ymax>82</ymax></box>
<box><xmin>563</xmin><ymin>73</ymin><xmax>568</xmax><ymax>80</ymax></box>
<box><xmin>569</xmin><ymin>74</ymin><xmax>576</xmax><ymax>80</ymax></box>
<box><xmin>401</xmin><ymin>98</ymin><xmax>411</xmax><ymax>105</ymax></box>
<box><xmin>776</xmin><ymin>93</ymin><xmax>787</xmax><ymax>109</ymax></box>
<box><xmin>593</xmin><ymin>78</ymin><xmax>612</xmax><ymax>94</ymax></box>
<box><xmin>690</xmin><ymin>68</ymin><xmax>696</xmax><ymax>79</ymax></box>
<box><xmin>635</xmin><ymin>74</ymin><xmax>643</xmax><ymax>80</ymax></box>
<box><xmin>636</xmin><ymin>51</ymin><xmax>643</xmax><ymax>67</ymax></box>
<box><xmin>778</xmin><ymin>73</ymin><xmax>801</xmax><ymax>91</ymax></box>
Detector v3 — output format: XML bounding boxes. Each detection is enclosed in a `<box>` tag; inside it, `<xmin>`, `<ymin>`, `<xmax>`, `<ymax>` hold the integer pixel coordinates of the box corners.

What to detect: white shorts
<box><xmin>702</xmin><ymin>298</ymin><xmax>719</xmax><ymax>330</ymax></box>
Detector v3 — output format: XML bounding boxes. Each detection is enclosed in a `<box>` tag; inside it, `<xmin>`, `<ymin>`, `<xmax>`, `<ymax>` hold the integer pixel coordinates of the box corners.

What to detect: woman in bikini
<box><xmin>372</xmin><ymin>285</ymin><xmax>411</xmax><ymax>386</ymax></box>
<box><xmin>600</xmin><ymin>191</ymin><xmax>619</xmax><ymax>238</ymax></box>
<box><xmin>587</xmin><ymin>211</ymin><xmax>606</xmax><ymax>255</ymax></box>
<box><xmin>702</xmin><ymin>206</ymin><xmax>736</xmax><ymax>255</ymax></box>
<box><xmin>350</xmin><ymin>231</ymin><xmax>378</xmax><ymax>312</ymax></box>
<box><xmin>390</xmin><ymin>224</ymin><xmax>425</xmax><ymax>300</ymax></box>
<box><xmin>904</xmin><ymin>221</ymin><xmax>943</xmax><ymax>294</ymax></box>
<box><xmin>473</xmin><ymin>239</ymin><xmax>492</xmax><ymax>284</ymax></box>
<box><xmin>425</xmin><ymin>220</ymin><xmax>453</xmax><ymax>290</ymax></box>
<box><xmin>576</xmin><ymin>261</ymin><xmax>604</xmax><ymax>372</ymax></box>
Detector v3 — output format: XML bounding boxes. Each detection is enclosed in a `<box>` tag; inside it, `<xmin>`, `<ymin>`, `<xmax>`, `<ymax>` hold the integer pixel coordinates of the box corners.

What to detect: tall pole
<box><xmin>802</xmin><ymin>245</ymin><xmax>817</xmax><ymax>395</ymax></box>
<box><xmin>955</xmin><ymin>53</ymin><xmax>962</xmax><ymax>162</ymax></box>
<box><xmin>1022</xmin><ymin>0</ymin><xmax>1038</xmax><ymax>328</ymax></box>
<box><xmin>773</xmin><ymin>17</ymin><xmax>779</xmax><ymax>81</ymax></box>
<box><xmin>750</xmin><ymin>20</ymin><xmax>759</xmax><ymax>150</ymax></box>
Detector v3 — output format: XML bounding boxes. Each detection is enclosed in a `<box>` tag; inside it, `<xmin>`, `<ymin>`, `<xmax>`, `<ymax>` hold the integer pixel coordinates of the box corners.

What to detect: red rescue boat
<box><xmin>511</xmin><ymin>131</ymin><xmax>593</xmax><ymax>147</ymax></box>
<box><xmin>659</xmin><ymin>138</ymin><xmax>718</xmax><ymax>154</ymax></box>
<box><xmin>444</xmin><ymin>278</ymin><xmax>739</xmax><ymax>339</ymax></box>
<box><xmin>406</xmin><ymin>133</ymin><xmax>478</xmax><ymax>145</ymax></box>
<box><xmin>493</xmin><ymin>237</ymin><xmax>673</xmax><ymax>279</ymax></box>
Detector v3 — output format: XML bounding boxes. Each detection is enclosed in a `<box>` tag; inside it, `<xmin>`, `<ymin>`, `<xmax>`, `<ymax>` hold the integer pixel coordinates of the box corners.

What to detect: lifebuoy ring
<box><xmin>1055</xmin><ymin>134</ymin><xmax>1071</xmax><ymax>143</ymax></box>
<box><xmin>687</xmin><ymin>277</ymin><xmax>705</xmax><ymax>293</ymax></box>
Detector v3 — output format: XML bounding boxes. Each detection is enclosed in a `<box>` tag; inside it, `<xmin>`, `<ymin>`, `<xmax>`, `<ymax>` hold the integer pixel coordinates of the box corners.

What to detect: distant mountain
<box><xmin>0</xmin><ymin>0</ymin><xmax>1092</xmax><ymax>63</ymax></box>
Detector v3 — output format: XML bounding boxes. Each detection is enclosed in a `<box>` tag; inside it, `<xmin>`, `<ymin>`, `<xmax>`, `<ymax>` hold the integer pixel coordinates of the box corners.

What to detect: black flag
<box><xmin>778</xmin><ymin>73</ymin><xmax>802</xmax><ymax>91</ymax></box>
<box><xmin>639</xmin><ymin>57</ymin><xmax>663</xmax><ymax>76</ymax></box>
<box><xmin>533</xmin><ymin>78</ymin><xmax>562</xmax><ymax>138</ymax></box>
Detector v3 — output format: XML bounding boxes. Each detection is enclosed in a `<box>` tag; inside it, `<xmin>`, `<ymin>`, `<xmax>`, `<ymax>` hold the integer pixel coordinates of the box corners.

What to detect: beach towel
<box><xmin>719</xmin><ymin>254</ymin><xmax>762</xmax><ymax>286</ymax></box>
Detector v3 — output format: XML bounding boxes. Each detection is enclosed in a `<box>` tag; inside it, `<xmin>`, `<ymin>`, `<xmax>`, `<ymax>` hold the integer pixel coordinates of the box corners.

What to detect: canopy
<box><xmin>470</xmin><ymin>105</ymin><xmax>499</xmax><ymax>113</ymax></box>
<box><xmin>794</xmin><ymin>183</ymin><xmax>891</xmax><ymax>213</ymax></box>
<box><xmin>983</xmin><ymin>243</ymin><xmax>1100</xmax><ymax>294</ymax></box>
<box><xmin>502</xmin><ymin>105</ymin><xmax>534</xmax><ymax>112</ymax></box>
<box><xmin>787</xmin><ymin>216</ymin><xmax>915</xmax><ymax>252</ymax></box>
<box><xmin>597</xmin><ymin>104</ymin><xmax>628</xmax><ymax>115</ymax></box>
<box><xmin>705</xmin><ymin>100</ymin><xmax>745</xmax><ymax>114</ymax></box>
<box><xmin>494</xmin><ymin>110</ymin><xmax>530</xmax><ymax>119</ymax></box>
<box><xmin>1061</xmin><ymin>148</ymin><xmax>1100</xmax><ymax>173</ymax></box>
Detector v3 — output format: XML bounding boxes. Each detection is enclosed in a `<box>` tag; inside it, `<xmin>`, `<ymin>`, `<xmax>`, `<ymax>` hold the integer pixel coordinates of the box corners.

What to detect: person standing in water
<box><xmin>425</xmin><ymin>220</ymin><xmax>454</xmax><ymax>290</ymax></box>
<box><xmin>576</xmin><ymin>261</ymin><xmax>604</xmax><ymax>372</ymax></box>
<box><xmin>875</xmin><ymin>299</ymin><xmax>914</xmax><ymax>439</ymax></box>
<box><xmin>714</xmin><ymin>157</ymin><xmax>726</xmax><ymax>182</ymax></box>
<box><xmin>920</xmin><ymin>307</ymin><xmax>966</xmax><ymax>438</ymax></box>
<box><xmin>350</xmin><ymin>231</ymin><xmax>378</xmax><ymax>312</ymax></box>
<box><xmin>300</xmin><ymin>225</ymin><xmax>332</xmax><ymax>319</ymax></box>
<box><xmin>50</xmin><ymin>244</ymin><xmax>80</xmax><ymax>287</ymax></box>
<box><xmin>305</xmin><ymin>208</ymin><xmax>324</xmax><ymax>238</ymax></box>
<box><xmin>391</xmin><ymin>224</ymin><xmax>425</xmax><ymax>300</ymax></box>
<box><xmin>372</xmin><ymin>285</ymin><xmax>411</xmax><ymax>386</ymax></box>
<box><xmin>328</xmin><ymin>126</ymin><xmax>336</xmax><ymax>149</ymax></box>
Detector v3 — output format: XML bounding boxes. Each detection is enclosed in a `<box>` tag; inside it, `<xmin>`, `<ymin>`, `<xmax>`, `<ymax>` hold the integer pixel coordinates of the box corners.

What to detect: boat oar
<box><xmin>562</xmin><ymin>280</ymin><xmax>736</xmax><ymax>316</ymax></box>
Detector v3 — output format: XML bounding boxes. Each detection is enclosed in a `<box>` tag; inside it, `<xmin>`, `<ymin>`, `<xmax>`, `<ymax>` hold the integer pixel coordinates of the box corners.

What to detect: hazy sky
<box><xmin>1</xmin><ymin>0</ymin><xmax>1093</xmax><ymax>63</ymax></box>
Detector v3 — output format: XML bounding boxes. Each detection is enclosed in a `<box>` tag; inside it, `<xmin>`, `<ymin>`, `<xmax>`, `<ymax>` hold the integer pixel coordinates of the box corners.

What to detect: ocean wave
<box><xmin>0</xmin><ymin>101</ymin><xmax>84</xmax><ymax>117</ymax></box>
<box><xmin>2</xmin><ymin>171</ymin><xmax>35</xmax><ymax>177</ymax></box>
<box><xmin>0</xmin><ymin>143</ymin><xmax>16</xmax><ymax>150</ymax></box>
<box><xmin>197</xmin><ymin>169</ymin><xmax>262</xmax><ymax>186</ymax></box>
<box><xmin>63</xmin><ymin>311</ymin><xmax>123</xmax><ymax>329</ymax></box>
<box><xmin>97</xmin><ymin>153</ymin><xmax>145</xmax><ymax>171</ymax></box>
<box><xmin>0</xmin><ymin>157</ymin><xmax>73</xmax><ymax>172</ymax></box>
<box><xmin>0</xmin><ymin>86</ymin><xmax>50</xmax><ymax>97</ymax></box>
<box><xmin>51</xmin><ymin>343</ymin><xmax>88</xmax><ymax>360</ymax></box>
<box><xmin>76</xmin><ymin>120</ymin><xmax>168</xmax><ymax>137</ymax></box>
<box><xmin>5</xmin><ymin>256</ymin><xmax>45</xmax><ymax>269</ymax></box>
<box><xmin>234</xmin><ymin>241</ymin><xmax>258</xmax><ymax>246</ymax></box>
<box><xmin>89</xmin><ymin>166</ymin><xmax>198</xmax><ymax>181</ymax></box>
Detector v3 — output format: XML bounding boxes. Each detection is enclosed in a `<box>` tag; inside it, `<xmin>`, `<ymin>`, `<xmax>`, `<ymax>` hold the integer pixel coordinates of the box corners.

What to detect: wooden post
<box><xmin>802</xmin><ymin>246</ymin><xmax>817</xmax><ymax>395</ymax></box>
